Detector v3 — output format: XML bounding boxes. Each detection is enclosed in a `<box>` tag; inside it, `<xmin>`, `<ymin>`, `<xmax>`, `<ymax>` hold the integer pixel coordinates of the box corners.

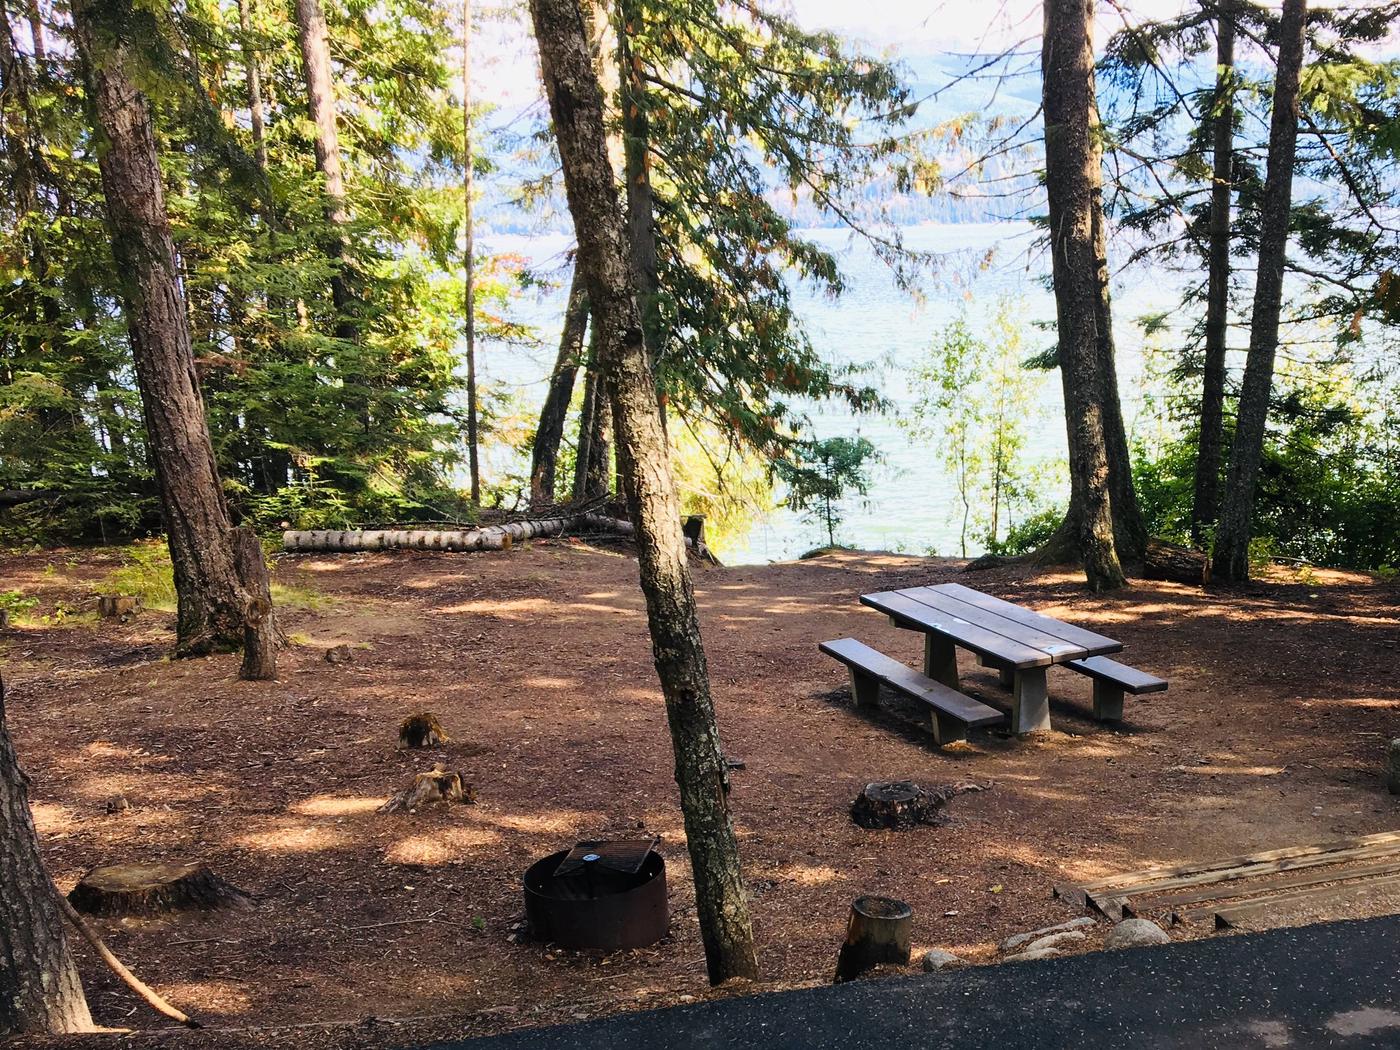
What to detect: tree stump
<box><xmin>850</xmin><ymin>780</ymin><xmax>987</xmax><ymax>830</ymax></box>
<box><xmin>833</xmin><ymin>895</ymin><xmax>912</xmax><ymax>983</ymax></box>
<box><xmin>230</xmin><ymin>526</ymin><xmax>279</xmax><ymax>681</ymax></box>
<box><xmin>68</xmin><ymin>862</ymin><xmax>250</xmax><ymax>917</ymax></box>
<box><xmin>97</xmin><ymin>595</ymin><xmax>140</xmax><ymax>619</ymax></box>
<box><xmin>399</xmin><ymin>712</ymin><xmax>449</xmax><ymax>748</ymax></box>
<box><xmin>1143</xmin><ymin>539</ymin><xmax>1210</xmax><ymax>585</ymax></box>
<box><xmin>378</xmin><ymin>766</ymin><xmax>475</xmax><ymax>813</ymax></box>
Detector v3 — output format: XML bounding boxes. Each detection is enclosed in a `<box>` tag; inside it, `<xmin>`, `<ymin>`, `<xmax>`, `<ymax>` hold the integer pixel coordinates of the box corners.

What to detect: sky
<box><xmin>480</xmin><ymin>0</ymin><xmax>1199</xmax><ymax>113</ymax></box>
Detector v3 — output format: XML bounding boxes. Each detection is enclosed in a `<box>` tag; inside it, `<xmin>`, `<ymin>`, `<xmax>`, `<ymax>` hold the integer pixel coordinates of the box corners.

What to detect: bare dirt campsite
<box><xmin>3</xmin><ymin>539</ymin><xmax>1398</xmax><ymax>1047</ymax></box>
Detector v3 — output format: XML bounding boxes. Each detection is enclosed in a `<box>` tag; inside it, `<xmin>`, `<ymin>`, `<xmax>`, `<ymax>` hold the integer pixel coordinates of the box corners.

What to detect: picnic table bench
<box><xmin>822</xmin><ymin>582</ymin><xmax>1166</xmax><ymax>741</ymax></box>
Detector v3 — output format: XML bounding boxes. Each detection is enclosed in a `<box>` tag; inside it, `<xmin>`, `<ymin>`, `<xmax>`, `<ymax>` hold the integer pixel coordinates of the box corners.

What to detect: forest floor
<box><xmin>2</xmin><ymin>539</ymin><xmax>1399</xmax><ymax>1048</ymax></box>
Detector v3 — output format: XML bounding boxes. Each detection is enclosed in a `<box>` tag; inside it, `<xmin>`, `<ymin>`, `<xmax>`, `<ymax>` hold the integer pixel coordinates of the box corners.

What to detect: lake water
<box><xmin>478</xmin><ymin>222</ymin><xmax>1186</xmax><ymax>563</ymax></box>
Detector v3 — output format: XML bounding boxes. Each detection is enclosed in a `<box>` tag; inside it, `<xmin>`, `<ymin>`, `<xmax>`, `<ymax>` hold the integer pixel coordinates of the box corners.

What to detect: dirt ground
<box><xmin>2</xmin><ymin>540</ymin><xmax>1399</xmax><ymax>1047</ymax></box>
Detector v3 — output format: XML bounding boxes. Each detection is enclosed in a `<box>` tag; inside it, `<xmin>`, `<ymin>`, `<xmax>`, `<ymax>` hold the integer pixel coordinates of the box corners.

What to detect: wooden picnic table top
<box><xmin>859</xmin><ymin>583</ymin><xmax>1122</xmax><ymax>671</ymax></box>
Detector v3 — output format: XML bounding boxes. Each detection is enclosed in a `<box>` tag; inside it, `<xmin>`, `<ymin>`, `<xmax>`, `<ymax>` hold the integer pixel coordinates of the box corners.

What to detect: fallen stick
<box><xmin>54</xmin><ymin>885</ymin><xmax>202</xmax><ymax>1029</ymax></box>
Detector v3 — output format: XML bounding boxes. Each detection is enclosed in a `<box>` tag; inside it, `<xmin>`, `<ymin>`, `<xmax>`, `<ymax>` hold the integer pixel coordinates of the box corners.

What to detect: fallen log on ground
<box><xmin>1144</xmin><ymin>538</ymin><xmax>1210</xmax><ymax>586</ymax></box>
<box><xmin>283</xmin><ymin>513</ymin><xmax>718</xmax><ymax>562</ymax></box>
<box><xmin>283</xmin><ymin>515</ymin><xmax>578</xmax><ymax>553</ymax></box>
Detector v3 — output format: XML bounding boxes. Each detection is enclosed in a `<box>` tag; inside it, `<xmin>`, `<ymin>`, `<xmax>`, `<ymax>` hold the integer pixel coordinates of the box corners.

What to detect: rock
<box><xmin>1022</xmin><ymin>929</ymin><xmax>1087</xmax><ymax>954</ymax></box>
<box><xmin>1388</xmin><ymin>739</ymin><xmax>1400</xmax><ymax>795</ymax></box>
<box><xmin>1104</xmin><ymin>918</ymin><xmax>1170</xmax><ymax>950</ymax></box>
<box><xmin>1000</xmin><ymin>916</ymin><xmax>1096</xmax><ymax>953</ymax></box>
<box><xmin>921</xmin><ymin>948</ymin><xmax>967</xmax><ymax>972</ymax></box>
<box><xmin>964</xmin><ymin>553</ymin><xmax>1008</xmax><ymax>572</ymax></box>
<box><xmin>1007</xmin><ymin>946</ymin><xmax>1062</xmax><ymax>963</ymax></box>
<box><xmin>325</xmin><ymin>645</ymin><xmax>355</xmax><ymax>664</ymax></box>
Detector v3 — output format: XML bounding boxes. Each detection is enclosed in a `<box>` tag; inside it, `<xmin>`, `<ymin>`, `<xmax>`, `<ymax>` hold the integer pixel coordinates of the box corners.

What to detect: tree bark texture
<box><xmin>1090</xmin><ymin>181</ymin><xmax>1146</xmax><ymax>563</ymax></box>
<box><xmin>531</xmin><ymin>268</ymin><xmax>588</xmax><ymax>504</ymax></box>
<box><xmin>293</xmin><ymin>0</ymin><xmax>354</xmax><ymax>341</ymax></box>
<box><xmin>615</xmin><ymin>0</ymin><xmax>662</xmax><ymax>358</ymax></box>
<box><xmin>529</xmin><ymin>0</ymin><xmax>759</xmax><ymax>984</ymax></box>
<box><xmin>0</xmin><ymin>674</ymin><xmax>92</xmax><ymax>1036</ymax></box>
<box><xmin>1212</xmin><ymin>0</ymin><xmax>1306</xmax><ymax>582</ymax></box>
<box><xmin>1042</xmin><ymin>0</ymin><xmax>1126</xmax><ymax>590</ymax></box>
<box><xmin>1192</xmin><ymin>2</ymin><xmax>1236</xmax><ymax>543</ymax></box>
<box><xmin>73</xmin><ymin>0</ymin><xmax>266</xmax><ymax>657</ymax></box>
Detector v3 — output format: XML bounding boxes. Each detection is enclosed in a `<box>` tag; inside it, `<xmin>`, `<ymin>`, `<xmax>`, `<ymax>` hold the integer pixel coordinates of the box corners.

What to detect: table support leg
<box><xmin>1092</xmin><ymin>681</ymin><xmax>1124</xmax><ymax>722</ymax></box>
<box><xmin>1012</xmin><ymin>667</ymin><xmax>1050</xmax><ymax>735</ymax></box>
<box><xmin>849</xmin><ymin>668</ymin><xmax>880</xmax><ymax>709</ymax></box>
<box><xmin>924</xmin><ymin>635</ymin><xmax>959</xmax><ymax>691</ymax></box>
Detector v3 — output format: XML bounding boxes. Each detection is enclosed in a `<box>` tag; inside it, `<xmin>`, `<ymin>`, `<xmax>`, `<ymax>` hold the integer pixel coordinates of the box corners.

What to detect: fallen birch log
<box><xmin>283</xmin><ymin>516</ymin><xmax>577</xmax><ymax>553</ymax></box>
<box><xmin>283</xmin><ymin>513</ymin><xmax>718</xmax><ymax>561</ymax></box>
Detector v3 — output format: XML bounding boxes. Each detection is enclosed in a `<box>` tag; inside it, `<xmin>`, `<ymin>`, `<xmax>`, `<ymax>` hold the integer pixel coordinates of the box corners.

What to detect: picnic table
<box><xmin>859</xmin><ymin>583</ymin><xmax>1123</xmax><ymax>734</ymax></box>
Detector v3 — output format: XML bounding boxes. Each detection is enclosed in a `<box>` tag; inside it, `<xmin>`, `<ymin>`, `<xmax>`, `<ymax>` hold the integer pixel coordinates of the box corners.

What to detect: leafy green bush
<box><xmin>986</xmin><ymin>507</ymin><xmax>1063</xmax><ymax>557</ymax></box>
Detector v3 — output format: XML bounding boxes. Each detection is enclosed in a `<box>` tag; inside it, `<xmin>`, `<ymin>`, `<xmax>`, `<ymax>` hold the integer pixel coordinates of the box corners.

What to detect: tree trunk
<box><xmin>0</xmin><ymin>673</ymin><xmax>92</xmax><ymax>1036</ymax></box>
<box><xmin>529</xmin><ymin>0</ymin><xmax>759</xmax><ymax>984</ymax></box>
<box><xmin>1090</xmin><ymin>186</ymin><xmax>1146</xmax><ymax>564</ymax></box>
<box><xmin>616</xmin><ymin>0</ymin><xmax>661</xmax><ymax>356</ymax></box>
<box><xmin>573</xmin><ymin>324</ymin><xmax>614</xmax><ymax>502</ymax></box>
<box><xmin>73</xmin><ymin>0</ymin><xmax>268</xmax><ymax>658</ymax></box>
<box><xmin>531</xmin><ymin>268</ymin><xmax>588</xmax><ymax>504</ymax></box>
<box><xmin>1191</xmin><ymin>2</ymin><xmax>1236</xmax><ymax>543</ymax></box>
<box><xmin>1041</xmin><ymin>0</ymin><xmax>1126</xmax><ymax>591</ymax></box>
<box><xmin>292</xmin><ymin>0</ymin><xmax>354</xmax><ymax>342</ymax></box>
<box><xmin>237</xmin><ymin>0</ymin><xmax>267</xmax><ymax>175</ymax></box>
<box><xmin>1212</xmin><ymin>0</ymin><xmax>1306</xmax><ymax>582</ymax></box>
<box><xmin>462</xmin><ymin>0</ymin><xmax>481</xmax><ymax>503</ymax></box>
<box><xmin>24</xmin><ymin>0</ymin><xmax>44</xmax><ymax>62</ymax></box>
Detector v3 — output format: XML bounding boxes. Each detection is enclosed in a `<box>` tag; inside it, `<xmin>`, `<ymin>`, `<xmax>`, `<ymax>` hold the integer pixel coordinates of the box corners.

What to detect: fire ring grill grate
<box><xmin>525</xmin><ymin>839</ymin><xmax>668</xmax><ymax>951</ymax></box>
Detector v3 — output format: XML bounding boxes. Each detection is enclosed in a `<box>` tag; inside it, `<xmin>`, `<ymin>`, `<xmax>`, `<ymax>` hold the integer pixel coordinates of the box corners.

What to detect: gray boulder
<box><xmin>1104</xmin><ymin>918</ymin><xmax>1170</xmax><ymax>950</ymax></box>
<box><xmin>1000</xmin><ymin>916</ymin><xmax>1096</xmax><ymax>953</ymax></box>
<box><xmin>922</xmin><ymin>949</ymin><xmax>967</xmax><ymax>972</ymax></box>
<box><xmin>1022</xmin><ymin>929</ymin><xmax>1087</xmax><ymax>954</ymax></box>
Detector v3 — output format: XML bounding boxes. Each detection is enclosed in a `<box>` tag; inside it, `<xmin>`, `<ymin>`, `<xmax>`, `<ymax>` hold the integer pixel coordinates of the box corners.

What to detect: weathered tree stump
<box><xmin>68</xmin><ymin>862</ymin><xmax>250</xmax><ymax>917</ymax></box>
<box><xmin>325</xmin><ymin>644</ymin><xmax>355</xmax><ymax>665</ymax></box>
<box><xmin>97</xmin><ymin>595</ymin><xmax>140</xmax><ymax>618</ymax></box>
<box><xmin>230</xmin><ymin>526</ymin><xmax>279</xmax><ymax>681</ymax></box>
<box><xmin>1143</xmin><ymin>539</ymin><xmax>1210</xmax><ymax>586</ymax></box>
<box><xmin>850</xmin><ymin>780</ymin><xmax>987</xmax><ymax>830</ymax></box>
<box><xmin>378</xmin><ymin>766</ymin><xmax>475</xmax><ymax>813</ymax></box>
<box><xmin>399</xmin><ymin>712</ymin><xmax>449</xmax><ymax>748</ymax></box>
<box><xmin>833</xmin><ymin>895</ymin><xmax>913</xmax><ymax>983</ymax></box>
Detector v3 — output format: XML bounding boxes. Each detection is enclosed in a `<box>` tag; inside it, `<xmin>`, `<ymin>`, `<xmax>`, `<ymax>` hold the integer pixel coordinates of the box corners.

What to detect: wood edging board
<box><xmin>1053</xmin><ymin>829</ymin><xmax>1400</xmax><ymax>903</ymax></box>
<box><xmin>1176</xmin><ymin>871</ymin><xmax>1400</xmax><ymax>929</ymax></box>
<box><xmin>1089</xmin><ymin>840</ymin><xmax>1400</xmax><ymax>920</ymax></box>
<box><xmin>1126</xmin><ymin>856</ymin><xmax>1400</xmax><ymax>918</ymax></box>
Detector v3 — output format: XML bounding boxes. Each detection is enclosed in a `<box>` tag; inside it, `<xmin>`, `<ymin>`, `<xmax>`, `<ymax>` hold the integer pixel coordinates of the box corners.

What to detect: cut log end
<box><xmin>98</xmin><ymin>595</ymin><xmax>141</xmax><ymax>619</ymax></box>
<box><xmin>378</xmin><ymin>766</ymin><xmax>476</xmax><ymax>814</ymax></box>
<box><xmin>399</xmin><ymin>712</ymin><xmax>449</xmax><ymax>748</ymax></box>
<box><xmin>850</xmin><ymin>780</ymin><xmax>985</xmax><ymax>830</ymax></box>
<box><xmin>833</xmin><ymin>895</ymin><xmax>913</xmax><ymax>983</ymax></box>
<box><xmin>69</xmin><ymin>862</ymin><xmax>251</xmax><ymax>917</ymax></box>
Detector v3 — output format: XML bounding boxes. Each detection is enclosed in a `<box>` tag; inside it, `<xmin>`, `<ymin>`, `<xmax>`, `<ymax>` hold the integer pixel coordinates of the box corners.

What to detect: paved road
<box><xmin>425</xmin><ymin>915</ymin><xmax>1400</xmax><ymax>1049</ymax></box>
